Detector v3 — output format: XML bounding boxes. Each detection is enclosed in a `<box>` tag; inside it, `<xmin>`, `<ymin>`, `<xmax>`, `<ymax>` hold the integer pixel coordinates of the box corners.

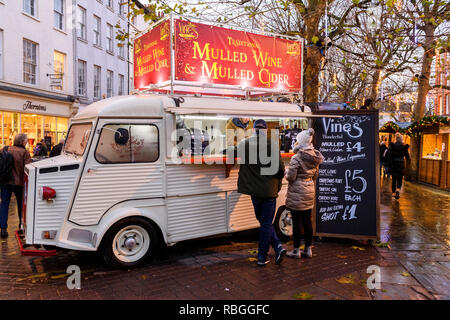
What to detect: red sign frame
<box><xmin>133</xmin><ymin>16</ymin><xmax>303</xmax><ymax>96</ymax></box>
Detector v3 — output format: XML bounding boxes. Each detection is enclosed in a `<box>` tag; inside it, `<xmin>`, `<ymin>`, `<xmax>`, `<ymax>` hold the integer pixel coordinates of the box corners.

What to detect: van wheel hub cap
<box><xmin>112</xmin><ymin>225</ymin><xmax>150</xmax><ymax>263</ymax></box>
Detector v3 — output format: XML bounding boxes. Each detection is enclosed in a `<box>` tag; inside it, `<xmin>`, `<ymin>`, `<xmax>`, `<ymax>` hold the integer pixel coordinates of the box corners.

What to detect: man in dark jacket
<box><xmin>387</xmin><ymin>133</ymin><xmax>410</xmax><ymax>199</ymax></box>
<box><xmin>0</xmin><ymin>133</ymin><xmax>32</xmax><ymax>237</ymax></box>
<box><xmin>237</xmin><ymin>119</ymin><xmax>286</xmax><ymax>266</ymax></box>
<box><xmin>50</xmin><ymin>138</ymin><xmax>65</xmax><ymax>157</ymax></box>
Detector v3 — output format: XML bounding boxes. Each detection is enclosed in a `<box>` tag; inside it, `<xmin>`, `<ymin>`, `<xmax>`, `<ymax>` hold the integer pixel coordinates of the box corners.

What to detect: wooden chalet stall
<box><xmin>418</xmin><ymin>123</ymin><xmax>450</xmax><ymax>189</ymax></box>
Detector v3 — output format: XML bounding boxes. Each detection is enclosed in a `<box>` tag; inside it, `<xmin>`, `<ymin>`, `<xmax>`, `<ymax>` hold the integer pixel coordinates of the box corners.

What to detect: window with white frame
<box><xmin>118</xmin><ymin>74</ymin><xmax>124</xmax><ymax>95</ymax></box>
<box><xmin>23</xmin><ymin>39</ymin><xmax>37</xmax><ymax>85</ymax></box>
<box><xmin>23</xmin><ymin>0</ymin><xmax>36</xmax><ymax>17</ymax></box>
<box><xmin>107</xmin><ymin>70</ymin><xmax>113</xmax><ymax>97</ymax></box>
<box><xmin>107</xmin><ymin>0</ymin><xmax>113</xmax><ymax>10</ymax></box>
<box><xmin>76</xmin><ymin>6</ymin><xmax>86</xmax><ymax>40</ymax></box>
<box><xmin>53</xmin><ymin>51</ymin><xmax>65</xmax><ymax>90</ymax></box>
<box><xmin>93</xmin><ymin>15</ymin><xmax>101</xmax><ymax>47</ymax></box>
<box><xmin>106</xmin><ymin>23</ymin><xmax>113</xmax><ymax>52</ymax></box>
<box><xmin>94</xmin><ymin>65</ymin><xmax>101</xmax><ymax>99</ymax></box>
<box><xmin>54</xmin><ymin>0</ymin><xmax>64</xmax><ymax>30</ymax></box>
<box><xmin>118</xmin><ymin>1</ymin><xmax>125</xmax><ymax>16</ymax></box>
<box><xmin>77</xmin><ymin>60</ymin><xmax>86</xmax><ymax>96</ymax></box>
<box><xmin>118</xmin><ymin>31</ymin><xmax>125</xmax><ymax>58</ymax></box>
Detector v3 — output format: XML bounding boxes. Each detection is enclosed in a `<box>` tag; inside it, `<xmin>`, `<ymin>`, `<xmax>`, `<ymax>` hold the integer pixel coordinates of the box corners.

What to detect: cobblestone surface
<box><xmin>0</xmin><ymin>178</ymin><xmax>447</xmax><ymax>300</ymax></box>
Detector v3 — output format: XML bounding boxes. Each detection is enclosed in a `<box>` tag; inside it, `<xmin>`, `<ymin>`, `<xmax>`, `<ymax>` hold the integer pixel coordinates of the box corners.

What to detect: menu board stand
<box><xmin>312</xmin><ymin>110</ymin><xmax>380</xmax><ymax>241</ymax></box>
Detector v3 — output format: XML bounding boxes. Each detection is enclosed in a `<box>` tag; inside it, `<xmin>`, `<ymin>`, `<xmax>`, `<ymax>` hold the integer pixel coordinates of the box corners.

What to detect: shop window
<box><xmin>422</xmin><ymin>134</ymin><xmax>443</xmax><ymax>160</ymax></box>
<box><xmin>95</xmin><ymin>124</ymin><xmax>159</xmax><ymax>164</ymax></box>
<box><xmin>2</xmin><ymin>112</ymin><xmax>19</xmax><ymax>147</ymax></box>
<box><xmin>56</xmin><ymin>117</ymin><xmax>68</xmax><ymax>142</ymax></box>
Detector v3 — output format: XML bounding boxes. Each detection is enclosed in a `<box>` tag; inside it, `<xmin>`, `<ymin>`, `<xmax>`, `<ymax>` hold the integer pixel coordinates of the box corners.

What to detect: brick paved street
<box><xmin>0</xmin><ymin>178</ymin><xmax>448</xmax><ymax>300</ymax></box>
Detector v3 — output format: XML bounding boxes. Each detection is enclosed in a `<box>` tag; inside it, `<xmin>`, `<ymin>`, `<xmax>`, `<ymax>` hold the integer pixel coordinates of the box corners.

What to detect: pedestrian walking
<box><xmin>284</xmin><ymin>128</ymin><xmax>323</xmax><ymax>259</ymax></box>
<box><xmin>33</xmin><ymin>139</ymin><xmax>48</xmax><ymax>160</ymax></box>
<box><xmin>387</xmin><ymin>132</ymin><xmax>410</xmax><ymax>199</ymax></box>
<box><xmin>380</xmin><ymin>137</ymin><xmax>390</xmax><ymax>178</ymax></box>
<box><xmin>0</xmin><ymin>133</ymin><xmax>32</xmax><ymax>237</ymax></box>
<box><xmin>237</xmin><ymin>119</ymin><xmax>286</xmax><ymax>266</ymax></box>
<box><xmin>50</xmin><ymin>138</ymin><xmax>65</xmax><ymax>157</ymax></box>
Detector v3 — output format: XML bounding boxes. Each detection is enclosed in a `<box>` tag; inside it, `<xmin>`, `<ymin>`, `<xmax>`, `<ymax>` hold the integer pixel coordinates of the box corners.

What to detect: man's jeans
<box><xmin>251</xmin><ymin>196</ymin><xmax>282</xmax><ymax>261</ymax></box>
<box><xmin>0</xmin><ymin>185</ymin><xmax>23</xmax><ymax>230</ymax></box>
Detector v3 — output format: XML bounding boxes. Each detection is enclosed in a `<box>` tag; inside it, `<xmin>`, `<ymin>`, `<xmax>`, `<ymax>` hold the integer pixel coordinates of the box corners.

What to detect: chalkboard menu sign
<box><xmin>313</xmin><ymin>110</ymin><xmax>380</xmax><ymax>240</ymax></box>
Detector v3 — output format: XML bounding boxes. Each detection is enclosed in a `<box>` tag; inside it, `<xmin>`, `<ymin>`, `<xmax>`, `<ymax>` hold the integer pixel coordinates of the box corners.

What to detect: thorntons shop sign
<box><xmin>23</xmin><ymin>100</ymin><xmax>47</xmax><ymax>112</ymax></box>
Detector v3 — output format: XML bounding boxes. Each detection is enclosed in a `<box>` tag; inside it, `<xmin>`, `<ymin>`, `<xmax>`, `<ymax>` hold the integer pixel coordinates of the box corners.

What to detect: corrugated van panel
<box><xmin>166</xmin><ymin>164</ymin><xmax>239</xmax><ymax>196</ymax></box>
<box><xmin>69</xmin><ymin>164</ymin><xmax>163</xmax><ymax>225</ymax></box>
<box><xmin>227</xmin><ymin>191</ymin><xmax>259</xmax><ymax>232</ymax></box>
<box><xmin>167</xmin><ymin>192</ymin><xmax>227</xmax><ymax>242</ymax></box>
<box><xmin>35</xmin><ymin>171</ymin><xmax>78</xmax><ymax>233</ymax></box>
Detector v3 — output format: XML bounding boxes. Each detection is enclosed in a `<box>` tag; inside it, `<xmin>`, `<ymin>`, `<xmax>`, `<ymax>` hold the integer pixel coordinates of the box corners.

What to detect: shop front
<box><xmin>418</xmin><ymin>124</ymin><xmax>450</xmax><ymax>189</ymax></box>
<box><xmin>0</xmin><ymin>89</ymin><xmax>75</xmax><ymax>156</ymax></box>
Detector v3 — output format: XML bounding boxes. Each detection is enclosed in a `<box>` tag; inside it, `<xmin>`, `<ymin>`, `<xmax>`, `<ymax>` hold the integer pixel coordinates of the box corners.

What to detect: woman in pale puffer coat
<box><xmin>285</xmin><ymin>128</ymin><xmax>323</xmax><ymax>259</ymax></box>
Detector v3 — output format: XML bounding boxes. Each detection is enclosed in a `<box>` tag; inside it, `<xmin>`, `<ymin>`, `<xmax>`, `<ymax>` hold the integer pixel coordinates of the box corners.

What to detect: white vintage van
<box><xmin>22</xmin><ymin>94</ymin><xmax>319</xmax><ymax>268</ymax></box>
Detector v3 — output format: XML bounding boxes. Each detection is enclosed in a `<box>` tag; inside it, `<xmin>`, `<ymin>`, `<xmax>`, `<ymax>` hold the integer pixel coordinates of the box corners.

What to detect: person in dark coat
<box><xmin>0</xmin><ymin>133</ymin><xmax>32</xmax><ymax>237</ymax></box>
<box><xmin>387</xmin><ymin>133</ymin><xmax>410</xmax><ymax>199</ymax></box>
<box><xmin>237</xmin><ymin>119</ymin><xmax>286</xmax><ymax>266</ymax></box>
<box><xmin>380</xmin><ymin>137</ymin><xmax>389</xmax><ymax>178</ymax></box>
<box><xmin>33</xmin><ymin>139</ymin><xmax>48</xmax><ymax>158</ymax></box>
<box><xmin>50</xmin><ymin>138</ymin><xmax>65</xmax><ymax>157</ymax></box>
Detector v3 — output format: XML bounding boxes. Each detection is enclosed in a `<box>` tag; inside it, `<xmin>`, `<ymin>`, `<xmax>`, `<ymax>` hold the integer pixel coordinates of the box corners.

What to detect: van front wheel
<box><xmin>101</xmin><ymin>217</ymin><xmax>159</xmax><ymax>268</ymax></box>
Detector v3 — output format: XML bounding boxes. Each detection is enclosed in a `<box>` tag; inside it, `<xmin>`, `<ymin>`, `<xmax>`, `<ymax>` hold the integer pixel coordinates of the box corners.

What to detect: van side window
<box><xmin>95</xmin><ymin>124</ymin><xmax>159</xmax><ymax>164</ymax></box>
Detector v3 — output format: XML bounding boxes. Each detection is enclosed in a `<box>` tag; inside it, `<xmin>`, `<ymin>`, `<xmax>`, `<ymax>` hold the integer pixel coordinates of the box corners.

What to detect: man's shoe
<box><xmin>303</xmin><ymin>246</ymin><xmax>312</xmax><ymax>258</ymax></box>
<box><xmin>18</xmin><ymin>223</ymin><xmax>24</xmax><ymax>235</ymax></box>
<box><xmin>286</xmin><ymin>249</ymin><xmax>301</xmax><ymax>259</ymax></box>
<box><xmin>1</xmin><ymin>229</ymin><xmax>8</xmax><ymax>238</ymax></box>
<box><xmin>395</xmin><ymin>190</ymin><xmax>400</xmax><ymax>199</ymax></box>
<box><xmin>275</xmin><ymin>248</ymin><xmax>286</xmax><ymax>265</ymax></box>
<box><xmin>257</xmin><ymin>258</ymin><xmax>270</xmax><ymax>266</ymax></box>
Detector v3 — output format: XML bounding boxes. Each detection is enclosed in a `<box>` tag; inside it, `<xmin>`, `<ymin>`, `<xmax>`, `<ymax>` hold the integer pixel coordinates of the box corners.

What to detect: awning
<box><xmin>165</xmin><ymin>97</ymin><xmax>340</xmax><ymax>118</ymax></box>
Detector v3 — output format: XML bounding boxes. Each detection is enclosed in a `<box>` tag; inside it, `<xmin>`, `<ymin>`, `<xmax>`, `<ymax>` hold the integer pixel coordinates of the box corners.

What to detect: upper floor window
<box><xmin>107</xmin><ymin>69</ymin><xmax>113</xmax><ymax>97</ymax></box>
<box><xmin>118</xmin><ymin>1</ymin><xmax>125</xmax><ymax>16</ymax></box>
<box><xmin>77</xmin><ymin>59</ymin><xmax>86</xmax><ymax>96</ymax></box>
<box><xmin>23</xmin><ymin>39</ymin><xmax>37</xmax><ymax>85</ymax></box>
<box><xmin>118</xmin><ymin>74</ymin><xmax>124</xmax><ymax>95</ymax></box>
<box><xmin>93</xmin><ymin>15</ymin><xmax>101</xmax><ymax>46</ymax></box>
<box><xmin>23</xmin><ymin>0</ymin><xmax>36</xmax><ymax>17</ymax></box>
<box><xmin>106</xmin><ymin>23</ymin><xmax>113</xmax><ymax>53</ymax></box>
<box><xmin>107</xmin><ymin>0</ymin><xmax>113</xmax><ymax>10</ymax></box>
<box><xmin>54</xmin><ymin>0</ymin><xmax>64</xmax><ymax>30</ymax></box>
<box><xmin>53</xmin><ymin>51</ymin><xmax>65</xmax><ymax>90</ymax></box>
<box><xmin>76</xmin><ymin>5</ymin><xmax>86</xmax><ymax>40</ymax></box>
<box><xmin>94</xmin><ymin>65</ymin><xmax>101</xmax><ymax>99</ymax></box>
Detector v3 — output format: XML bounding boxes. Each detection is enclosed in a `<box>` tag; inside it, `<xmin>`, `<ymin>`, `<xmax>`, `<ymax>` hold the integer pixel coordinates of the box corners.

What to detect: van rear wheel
<box><xmin>274</xmin><ymin>205</ymin><xmax>293</xmax><ymax>243</ymax></box>
<box><xmin>101</xmin><ymin>217</ymin><xmax>159</xmax><ymax>269</ymax></box>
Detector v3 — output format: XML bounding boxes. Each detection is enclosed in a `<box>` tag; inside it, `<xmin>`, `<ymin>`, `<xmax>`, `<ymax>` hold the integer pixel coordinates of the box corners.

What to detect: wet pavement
<box><xmin>0</xmin><ymin>178</ymin><xmax>448</xmax><ymax>300</ymax></box>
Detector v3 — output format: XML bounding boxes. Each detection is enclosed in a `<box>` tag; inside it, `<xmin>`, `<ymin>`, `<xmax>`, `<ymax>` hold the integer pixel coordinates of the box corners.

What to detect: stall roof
<box><xmin>73</xmin><ymin>94</ymin><xmax>340</xmax><ymax>120</ymax></box>
<box><xmin>166</xmin><ymin>96</ymin><xmax>338</xmax><ymax>118</ymax></box>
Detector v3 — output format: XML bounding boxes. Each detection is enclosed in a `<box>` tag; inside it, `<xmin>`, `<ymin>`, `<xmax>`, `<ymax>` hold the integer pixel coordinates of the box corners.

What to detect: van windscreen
<box><xmin>64</xmin><ymin>123</ymin><xmax>92</xmax><ymax>156</ymax></box>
